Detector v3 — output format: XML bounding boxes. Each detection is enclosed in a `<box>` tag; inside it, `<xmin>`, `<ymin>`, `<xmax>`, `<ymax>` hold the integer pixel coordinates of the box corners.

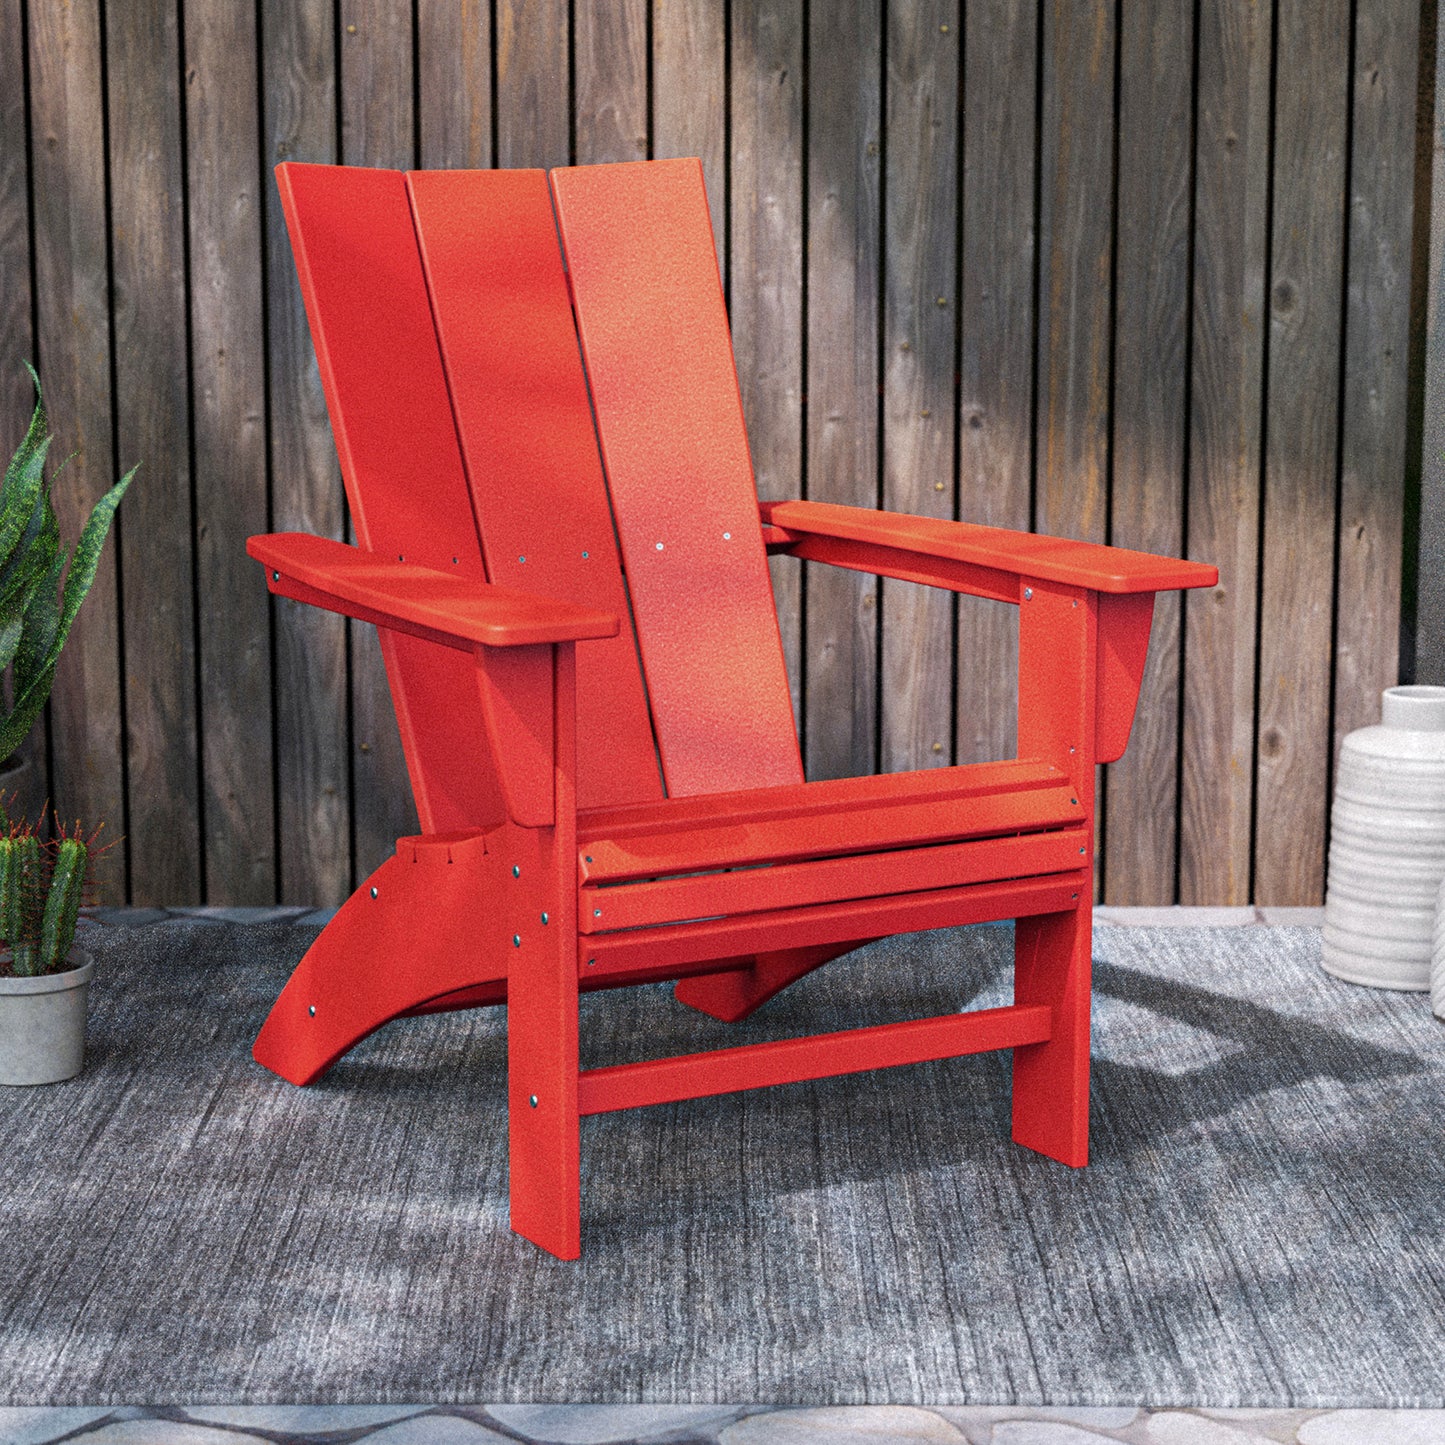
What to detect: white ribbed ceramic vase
<box><xmin>1432</xmin><ymin>876</ymin><xmax>1445</xmax><ymax>1018</ymax></box>
<box><xmin>1322</xmin><ymin>686</ymin><xmax>1445</xmax><ymax>990</ymax></box>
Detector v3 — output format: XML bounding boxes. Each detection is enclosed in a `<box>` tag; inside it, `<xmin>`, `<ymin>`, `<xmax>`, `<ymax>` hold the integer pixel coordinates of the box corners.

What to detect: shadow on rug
<box><xmin>1</xmin><ymin>921</ymin><xmax>1440</xmax><ymax>1407</ymax></box>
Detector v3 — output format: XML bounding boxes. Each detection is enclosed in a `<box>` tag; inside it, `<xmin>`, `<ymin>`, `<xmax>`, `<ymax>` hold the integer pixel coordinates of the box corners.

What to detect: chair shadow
<box><xmin>571</xmin><ymin>941</ymin><xmax>1434</xmax><ymax>1233</ymax></box>
<box><xmin>256</xmin><ymin>924</ymin><xmax>1435</xmax><ymax>1246</ymax></box>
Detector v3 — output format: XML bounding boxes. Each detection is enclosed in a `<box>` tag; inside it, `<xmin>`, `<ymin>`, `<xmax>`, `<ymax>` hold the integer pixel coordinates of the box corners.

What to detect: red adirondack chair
<box><xmin>249</xmin><ymin>158</ymin><xmax>1216</xmax><ymax>1259</ymax></box>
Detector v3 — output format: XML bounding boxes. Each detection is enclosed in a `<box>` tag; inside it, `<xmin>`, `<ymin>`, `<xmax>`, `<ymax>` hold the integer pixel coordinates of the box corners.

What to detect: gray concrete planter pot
<box><xmin>0</xmin><ymin>949</ymin><xmax>93</xmax><ymax>1085</ymax></box>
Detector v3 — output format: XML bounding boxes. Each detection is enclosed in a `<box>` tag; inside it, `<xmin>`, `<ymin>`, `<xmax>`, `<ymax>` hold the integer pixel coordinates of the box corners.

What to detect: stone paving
<box><xmin>13</xmin><ymin>906</ymin><xmax>1434</xmax><ymax>1445</ymax></box>
<box><xmin>3</xmin><ymin>1405</ymin><xmax>1445</xmax><ymax>1444</ymax></box>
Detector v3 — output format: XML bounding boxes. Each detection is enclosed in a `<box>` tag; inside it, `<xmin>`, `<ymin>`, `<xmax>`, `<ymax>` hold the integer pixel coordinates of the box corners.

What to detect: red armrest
<box><xmin>248</xmin><ymin>533</ymin><xmax>619</xmax><ymax>649</ymax></box>
<box><xmin>761</xmin><ymin>500</ymin><xmax>1217</xmax><ymax>596</ymax></box>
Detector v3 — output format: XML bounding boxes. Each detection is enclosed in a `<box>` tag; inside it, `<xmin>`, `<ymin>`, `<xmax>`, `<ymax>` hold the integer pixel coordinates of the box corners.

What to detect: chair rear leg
<box><xmin>674</xmin><ymin>941</ymin><xmax>866</xmax><ymax>1023</ymax></box>
<box><xmin>1010</xmin><ymin>903</ymin><xmax>1091</xmax><ymax>1166</ymax></box>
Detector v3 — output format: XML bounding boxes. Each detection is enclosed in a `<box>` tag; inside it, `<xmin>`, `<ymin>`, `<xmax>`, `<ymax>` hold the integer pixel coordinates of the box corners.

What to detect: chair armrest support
<box><xmin>248</xmin><ymin>532</ymin><xmax>620</xmax><ymax>649</ymax></box>
<box><xmin>762</xmin><ymin>503</ymin><xmax>1195</xmax><ymax>767</ymax></box>
<box><xmin>760</xmin><ymin>500</ymin><xmax>1217</xmax><ymax>596</ymax></box>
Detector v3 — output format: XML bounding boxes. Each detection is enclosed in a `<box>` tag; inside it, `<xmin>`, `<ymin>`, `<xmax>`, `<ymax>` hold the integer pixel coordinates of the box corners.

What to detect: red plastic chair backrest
<box><xmin>278</xmin><ymin>158</ymin><xmax>802</xmax><ymax>813</ymax></box>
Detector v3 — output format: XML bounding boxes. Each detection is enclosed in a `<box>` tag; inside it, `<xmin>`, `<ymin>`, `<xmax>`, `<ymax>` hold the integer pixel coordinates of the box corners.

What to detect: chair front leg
<box><xmin>499</xmin><ymin>644</ymin><xmax>583</xmax><ymax>1258</ymax></box>
<box><xmin>1011</xmin><ymin>577</ymin><xmax>1097</xmax><ymax>1167</ymax></box>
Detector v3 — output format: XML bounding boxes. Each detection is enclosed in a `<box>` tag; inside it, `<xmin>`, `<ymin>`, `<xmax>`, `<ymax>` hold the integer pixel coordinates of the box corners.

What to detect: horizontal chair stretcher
<box><xmin>578</xmin><ymin>1002</ymin><xmax>1053</xmax><ymax>1114</ymax></box>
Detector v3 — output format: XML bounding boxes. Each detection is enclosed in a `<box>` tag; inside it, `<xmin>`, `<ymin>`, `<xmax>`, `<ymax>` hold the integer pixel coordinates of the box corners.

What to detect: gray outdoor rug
<box><xmin>1</xmin><ymin>919</ymin><xmax>1442</xmax><ymax>1408</ymax></box>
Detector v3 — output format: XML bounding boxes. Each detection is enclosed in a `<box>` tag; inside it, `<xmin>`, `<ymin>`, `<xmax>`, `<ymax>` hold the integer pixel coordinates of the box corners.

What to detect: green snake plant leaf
<box><xmin>0</xmin><ymin>660</ymin><xmax>54</xmax><ymax>760</ymax></box>
<box><xmin>0</xmin><ymin>432</ymin><xmax>51</xmax><ymax>586</ymax></box>
<box><xmin>13</xmin><ymin>551</ymin><xmax>63</xmax><ymax>694</ymax></box>
<box><xmin>0</xmin><ymin>602</ymin><xmax>24</xmax><ymax>677</ymax></box>
<box><xmin>0</xmin><ymin>365</ymin><xmax>45</xmax><ymax>520</ymax></box>
<box><xmin>0</xmin><ymin>365</ymin><xmax>133</xmax><ymax>764</ymax></box>
<box><xmin>56</xmin><ymin>465</ymin><xmax>135</xmax><ymax>643</ymax></box>
<box><xmin>0</xmin><ymin>493</ymin><xmax>58</xmax><ymax>616</ymax></box>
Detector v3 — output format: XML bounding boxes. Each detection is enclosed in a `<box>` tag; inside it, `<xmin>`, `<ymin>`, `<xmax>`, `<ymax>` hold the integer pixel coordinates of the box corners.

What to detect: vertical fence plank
<box><xmin>1180</xmin><ymin>0</ymin><xmax>1272</xmax><ymax>906</ymax></box>
<box><xmin>188</xmin><ymin>0</ymin><xmax>275</xmax><ymax>903</ymax></box>
<box><xmin>496</xmin><ymin>0</ymin><xmax>570</xmax><ymax>168</ymax></box>
<box><xmin>956</xmin><ymin>0</ymin><xmax>1037</xmax><ymax>768</ymax></box>
<box><xmin>576</xmin><ymin>0</ymin><xmax>648</xmax><ymax>165</ymax></box>
<box><xmin>0</xmin><ymin>0</ymin><xmax>47</xmax><ymax>820</ymax></box>
<box><xmin>1254</xmin><ymin>0</ymin><xmax>1349</xmax><ymax>905</ymax></box>
<box><xmin>28</xmin><ymin>0</ymin><xmax>125</xmax><ymax>894</ymax></box>
<box><xmin>804</xmin><ymin>0</ymin><xmax>881</xmax><ymax>782</ymax></box>
<box><xmin>1417</xmin><ymin>1</ymin><xmax>1445</xmax><ymax>687</ymax></box>
<box><xmin>0</xmin><ymin>0</ymin><xmax>30</xmax><ymax>481</ymax></box>
<box><xmin>418</xmin><ymin>0</ymin><xmax>492</xmax><ymax>169</ymax></box>
<box><xmin>340</xmin><ymin>0</ymin><xmax>420</xmax><ymax>885</ymax></box>
<box><xmin>1334</xmin><ymin>0</ymin><xmax>1420</xmax><ymax>752</ymax></box>
<box><xmin>106</xmin><ymin>0</ymin><xmax>200</xmax><ymax>906</ymax></box>
<box><xmin>731</xmin><ymin>0</ymin><xmax>804</xmax><ymax>724</ymax></box>
<box><xmin>263</xmin><ymin>0</ymin><xmax>348</xmax><ymax>906</ymax></box>
<box><xmin>654</xmin><ymin>0</ymin><xmax>728</xmax><ymax>283</ymax></box>
<box><xmin>880</xmin><ymin>0</ymin><xmax>959</xmax><ymax>776</ymax></box>
<box><xmin>1035</xmin><ymin>0</ymin><xmax>1115</xmax><ymax>555</ymax></box>
<box><xmin>1034</xmin><ymin>0</ymin><xmax>1115</xmax><ymax>893</ymax></box>
<box><xmin>1103</xmin><ymin>2</ymin><xmax>1194</xmax><ymax>904</ymax></box>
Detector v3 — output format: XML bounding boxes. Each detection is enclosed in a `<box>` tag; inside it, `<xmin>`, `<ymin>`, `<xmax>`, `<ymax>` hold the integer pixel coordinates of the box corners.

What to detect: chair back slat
<box><xmin>407</xmin><ymin>168</ymin><xmax>663</xmax><ymax>810</ymax></box>
<box><xmin>550</xmin><ymin>159</ymin><xmax>804</xmax><ymax>796</ymax></box>
<box><xmin>276</xmin><ymin>162</ymin><xmax>506</xmax><ymax>831</ymax></box>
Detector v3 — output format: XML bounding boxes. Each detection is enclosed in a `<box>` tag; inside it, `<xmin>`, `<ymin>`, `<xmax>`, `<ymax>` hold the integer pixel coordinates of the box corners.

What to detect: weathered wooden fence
<box><xmin>0</xmin><ymin>0</ymin><xmax>1426</xmax><ymax>907</ymax></box>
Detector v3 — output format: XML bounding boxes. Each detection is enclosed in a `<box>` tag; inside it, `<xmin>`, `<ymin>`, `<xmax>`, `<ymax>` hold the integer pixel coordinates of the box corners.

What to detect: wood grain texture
<box><xmin>496</xmin><ymin>0</ymin><xmax>569</xmax><ymax>169</ymax></box>
<box><xmin>575</xmin><ymin>0</ymin><xmax>647</xmax><ymax>164</ymax></box>
<box><xmin>421</xmin><ymin>0</ymin><xmax>494</xmax><ymax>167</ymax></box>
<box><xmin>653</xmin><ymin>0</ymin><xmax>727</xmax><ymax>285</ymax></box>
<box><xmin>1180</xmin><ymin>0</ymin><xmax>1272</xmax><ymax>906</ymax></box>
<box><xmin>1253</xmin><ymin>0</ymin><xmax>1349</xmax><ymax>905</ymax></box>
<box><xmin>263</xmin><ymin>0</ymin><xmax>349</xmax><ymax>905</ymax></box>
<box><xmin>1034</xmin><ymin>0</ymin><xmax>1116</xmax><ymax>895</ymax></box>
<box><xmin>731</xmin><ymin>0</ymin><xmax>804</xmax><ymax>730</ymax></box>
<box><xmin>804</xmin><ymin>0</ymin><xmax>881</xmax><ymax>782</ymax></box>
<box><xmin>956</xmin><ymin>0</ymin><xmax>1037</xmax><ymax>768</ymax></box>
<box><xmin>1103</xmin><ymin>1</ymin><xmax>1193</xmax><ymax>903</ymax></box>
<box><xmin>106</xmin><ymin>0</ymin><xmax>199</xmax><ymax>906</ymax></box>
<box><xmin>1418</xmin><ymin>0</ymin><xmax>1445</xmax><ymax>686</ymax></box>
<box><xmin>880</xmin><ymin>0</ymin><xmax>958</xmax><ymax>775</ymax></box>
<box><xmin>418</xmin><ymin>0</ymin><xmax>492</xmax><ymax>168</ymax></box>
<box><xmin>28</xmin><ymin>0</ymin><xmax>125</xmax><ymax>893</ymax></box>
<box><xmin>1034</xmin><ymin>0</ymin><xmax>1114</xmax><ymax>548</ymax></box>
<box><xmin>340</xmin><ymin>0</ymin><xmax>421</xmax><ymax>887</ymax></box>
<box><xmin>3</xmin><ymin>1</ymin><xmax>1425</xmax><ymax>906</ymax></box>
<box><xmin>1333</xmin><ymin>0</ymin><xmax>1420</xmax><ymax>751</ymax></box>
<box><xmin>0</xmin><ymin>0</ymin><xmax>47</xmax><ymax>819</ymax></box>
<box><xmin>0</xmin><ymin>0</ymin><xmax>30</xmax><ymax>473</ymax></box>
<box><xmin>188</xmin><ymin>0</ymin><xmax>275</xmax><ymax>903</ymax></box>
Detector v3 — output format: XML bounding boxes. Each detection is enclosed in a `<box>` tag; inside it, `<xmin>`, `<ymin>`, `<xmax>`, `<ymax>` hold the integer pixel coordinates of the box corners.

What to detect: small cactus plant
<box><xmin>0</xmin><ymin>828</ymin><xmax>41</xmax><ymax>974</ymax></box>
<box><xmin>0</xmin><ymin>801</ymin><xmax>110</xmax><ymax>977</ymax></box>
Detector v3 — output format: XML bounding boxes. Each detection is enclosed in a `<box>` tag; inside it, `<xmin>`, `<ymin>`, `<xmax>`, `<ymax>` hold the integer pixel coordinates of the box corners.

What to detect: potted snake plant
<box><xmin>0</xmin><ymin>365</ymin><xmax>132</xmax><ymax>1084</ymax></box>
